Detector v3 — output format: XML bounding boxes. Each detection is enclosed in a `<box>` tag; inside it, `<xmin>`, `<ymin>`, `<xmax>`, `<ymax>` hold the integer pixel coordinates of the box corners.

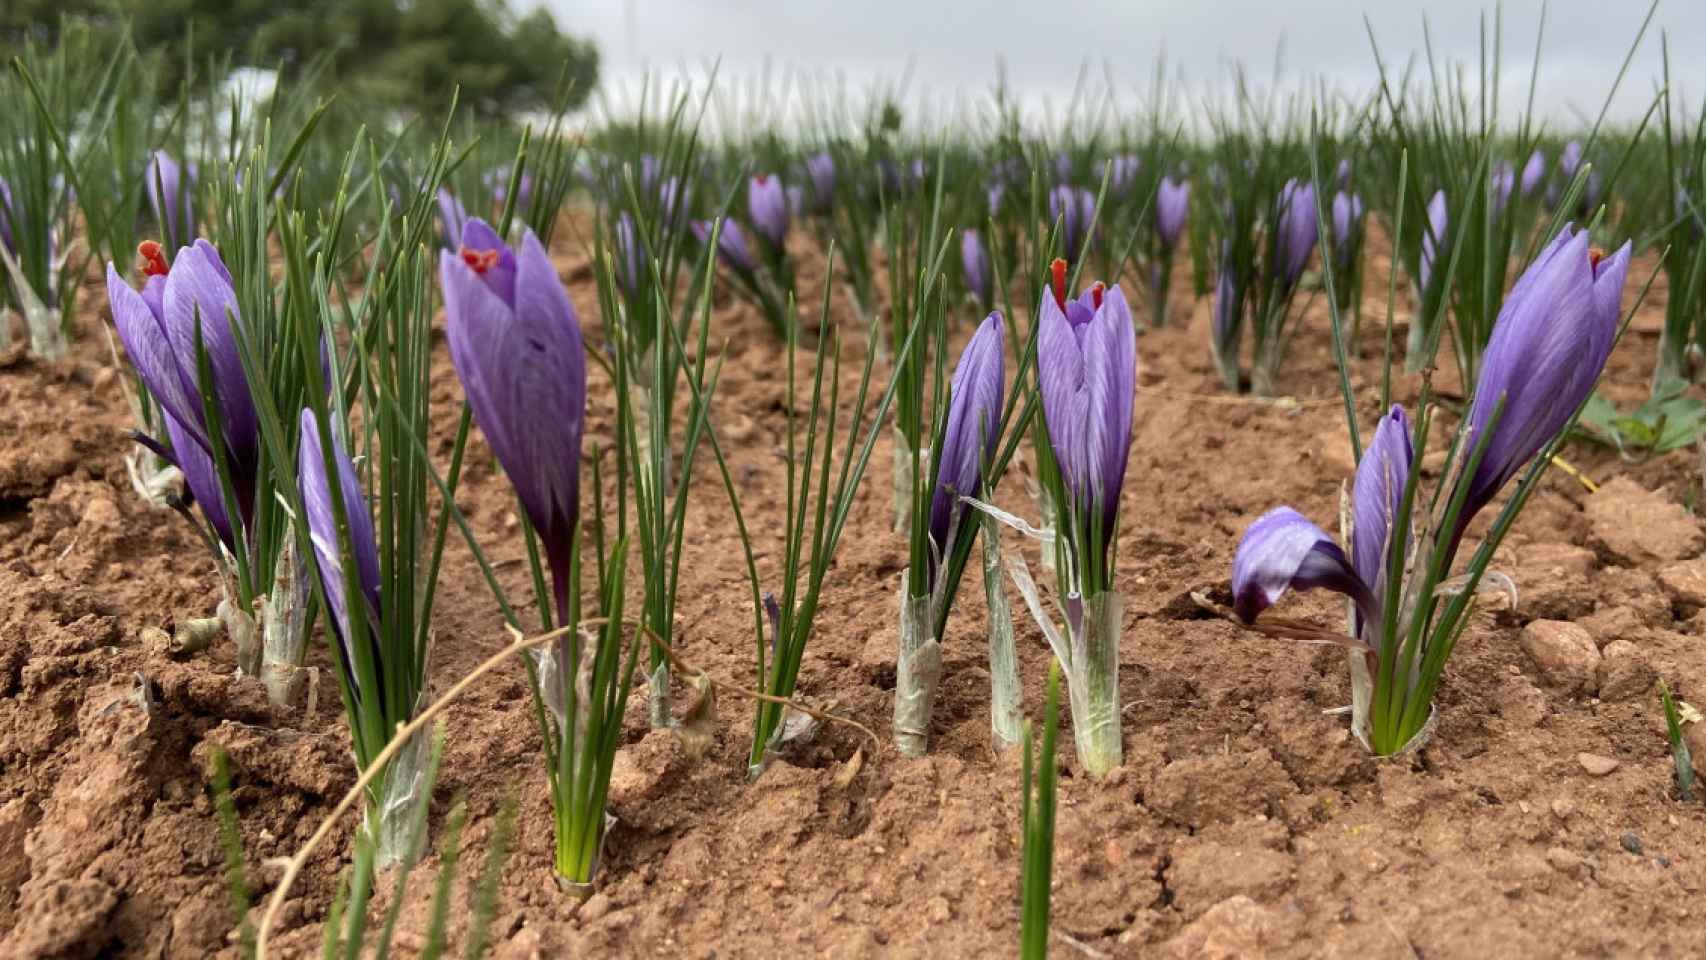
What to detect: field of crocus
<box><xmin>5</xmin><ymin>9</ymin><xmax>1706</xmax><ymax>958</ymax></box>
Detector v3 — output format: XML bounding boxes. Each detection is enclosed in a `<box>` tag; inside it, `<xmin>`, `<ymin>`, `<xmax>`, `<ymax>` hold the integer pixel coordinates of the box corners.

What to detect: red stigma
<box><xmin>138</xmin><ymin>241</ymin><xmax>168</xmax><ymax>278</ymax></box>
<box><xmin>1090</xmin><ymin>281</ymin><xmax>1105</xmax><ymax>310</ymax></box>
<box><xmin>755</xmin><ymin>174</ymin><xmax>769</xmax><ymax>185</ymax></box>
<box><xmin>1589</xmin><ymin>246</ymin><xmax>1605</xmax><ymax>272</ymax></box>
<box><xmin>460</xmin><ymin>247</ymin><xmax>500</xmax><ymax>275</ymax></box>
<box><xmin>1050</xmin><ymin>258</ymin><xmax>1068</xmax><ymax>310</ymax></box>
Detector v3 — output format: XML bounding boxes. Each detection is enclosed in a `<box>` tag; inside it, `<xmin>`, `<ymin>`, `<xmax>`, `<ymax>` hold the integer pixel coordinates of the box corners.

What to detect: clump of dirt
<box><xmin>1</xmin><ymin>222</ymin><xmax>1704</xmax><ymax>958</ymax></box>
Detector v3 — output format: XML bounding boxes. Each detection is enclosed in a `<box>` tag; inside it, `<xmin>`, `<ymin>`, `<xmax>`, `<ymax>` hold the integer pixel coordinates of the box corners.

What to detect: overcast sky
<box><xmin>534</xmin><ymin>0</ymin><xmax>1698</xmax><ymax>133</ymax></box>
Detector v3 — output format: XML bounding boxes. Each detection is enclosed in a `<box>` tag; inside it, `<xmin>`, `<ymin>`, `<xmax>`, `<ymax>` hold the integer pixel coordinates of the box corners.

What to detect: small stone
<box><xmin>1578</xmin><ymin>753</ymin><xmax>1620</xmax><ymax>776</ymax></box>
<box><xmin>925</xmin><ymin>896</ymin><xmax>952</xmax><ymax>924</ymax></box>
<box><xmin>1620</xmin><ymin>832</ymin><xmax>1644</xmax><ymax>855</ymax></box>
<box><xmin>1658</xmin><ymin>556</ymin><xmax>1706</xmax><ymax>610</ymax></box>
<box><xmin>1521</xmin><ymin>620</ymin><xmax>1601</xmax><ymax>694</ymax></box>
<box><xmin>1550</xmin><ymin>798</ymin><xmax>1575</xmax><ymax>820</ymax></box>
<box><xmin>1545</xmin><ymin>846</ymin><xmax>1590</xmax><ymax>879</ymax></box>
<box><xmin>1585</xmin><ymin>477</ymin><xmax>1704</xmax><ymax>565</ymax></box>
<box><xmin>1597</xmin><ymin>640</ymin><xmax>1657</xmax><ymax>702</ymax></box>
<box><xmin>577</xmin><ymin>892</ymin><xmax>612</xmax><ymax>923</ymax></box>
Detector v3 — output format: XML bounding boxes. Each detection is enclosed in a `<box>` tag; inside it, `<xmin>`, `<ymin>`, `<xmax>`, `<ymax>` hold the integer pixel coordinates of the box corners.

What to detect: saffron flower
<box><xmin>962</xmin><ymin>228</ymin><xmax>992</xmax><ymax>308</ymax></box>
<box><xmin>1491</xmin><ymin>162</ymin><xmax>1515</xmax><ymax>215</ymax></box>
<box><xmin>440</xmin><ymin>218</ymin><xmax>587</xmax><ymax>620</ymax></box>
<box><xmin>1110</xmin><ymin>154</ymin><xmax>1141</xmax><ymax>196</ymax></box>
<box><xmin>1335</xmin><ymin>158</ymin><xmax>1353</xmax><ymax>189</ymax></box>
<box><xmin>805</xmin><ymin>151</ymin><xmax>835</xmax><ymax>212</ymax></box>
<box><xmin>488</xmin><ymin>169</ymin><xmax>535</xmax><ymax>212</ymax></box>
<box><xmin>1331</xmin><ymin>191</ymin><xmax>1366</xmax><ymax>274</ymax></box>
<box><xmin>1037</xmin><ymin>259</ymin><xmax>1136</xmax><ymax>543</ymax></box>
<box><xmin>437</xmin><ymin>189</ymin><xmax>468</xmax><ymax>249</ymax></box>
<box><xmin>1155</xmin><ymin>177</ymin><xmax>1190</xmax><ymax>250</ymax></box>
<box><xmin>1419</xmin><ymin>189</ymin><xmax>1449</xmax><ymax>293</ymax></box>
<box><xmin>1520</xmin><ymin>148</ymin><xmax>1547</xmax><ymax>196</ymax></box>
<box><xmin>1048</xmin><ymin>186</ymin><xmax>1096</xmax><ymax>266</ymax></box>
<box><xmin>145</xmin><ymin>151</ymin><xmax>195</xmax><ymax>251</ymax></box>
<box><xmin>927</xmin><ymin>311</ymin><xmax>1006</xmax><ymax>567</ymax></box>
<box><xmin>748</xmin><ymin>174</ymin><xmax>789</xmax><ymax>249</ymax></box>
<box><xmin>297</xmin><ymin>408</ymin><xmax>381</xmax><ymax>681</ymax></box>
<box><xmin>1455</xmin><ymin>225</ymin><xmax>1630</xmax><ymax>536</ymax></box>
<box><xmin>1275</xmin><ymin>179</ymin><xmax>1318</xmax><ymax>289</ymax></box>
<box><xmin>614</xmin><ymin>212</ymin><xmax>640</xmax><ymax>296</ymax></box>
<box><xmin>106</xmin><ymin>239</ymin><xmax>257</xmax><ymax>549</ymax></box>
<box><xmin>690</xmin><ymin>219</ymin><xmax>758</xmax><ymax>273</ymax></box>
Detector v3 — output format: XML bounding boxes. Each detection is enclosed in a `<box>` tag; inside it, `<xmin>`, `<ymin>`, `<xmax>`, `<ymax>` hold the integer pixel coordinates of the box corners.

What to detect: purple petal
<box><xmin>298</xmin><ymin>409</ymin><xmax>381</xmax><ymax>670</ymax></box>
<box><xmin>167</xmin><ymin>410</ymin><xmax>235</xmax><ymax>550</ymax></box>
<box><xmin>108</xmin><ymin>263</ymin><xmax>204</xmax><ymax>451</ymax></box>
<box><xmin>1232</xmin><ymin>507</ymin><xmax>1372</xmax><ymax>624</ymax></box>
<box><xmin>1037</xmin><ymin>286</ymin><xmax>1086</xmax><ymax>494</ymax></box>
<box><xmin>928</xmin><ymin>312</ymin><xmax>1006</xmax><ymax>560</ymax></box>
<box><xmin>1349</xmin><ymin>405</ymin><xmax>1413</xmax><ymax>622</ymax></box>
<box><xmin>1083</xmin><ymin>286</ymin><xmax>1136</xmax><ymax>534</ymax></box>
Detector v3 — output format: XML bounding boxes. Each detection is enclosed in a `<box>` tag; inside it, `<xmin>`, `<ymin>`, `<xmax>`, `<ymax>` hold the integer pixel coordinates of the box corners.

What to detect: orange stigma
<box><xmin>755</xmin><ymin>174</ymin><xmax>769</xmax><ymax>185</ymax></box>
<box><xmin>138</xmin><ymin>241</ymin><xmax>169</xmax><ymax>278</ymax></box>
<box><xmin>1050</xmin><ymin>258</ymin><xmax>1068</xmax><ymax>309</ymax></box>
<box><xmin>1090</xmin><ymin>281</ymin><xmax>1105</xmax><ymax>310</ymax></box>
<box><xmin>460</xmin><ymin>247</ymin><xmax>500</xmax><ymax>275</ymax></box>
<box><xmin>1589</xmin><ymin>246</ymin><xmax>1605</xmax><ymax>271</ymax></box>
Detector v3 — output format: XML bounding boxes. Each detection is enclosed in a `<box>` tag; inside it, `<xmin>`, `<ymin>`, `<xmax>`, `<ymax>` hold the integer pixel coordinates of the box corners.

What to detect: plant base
<box><xmin>893</xmin><ymin>584</ymin><xmax>941</xmax><ymax>757</ymax></box>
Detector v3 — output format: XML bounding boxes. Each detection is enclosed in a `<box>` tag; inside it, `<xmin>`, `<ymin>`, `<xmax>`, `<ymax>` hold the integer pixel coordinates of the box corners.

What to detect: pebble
<box><xmin>1551</xmin><ymin>798</ymin><xmax>1576</xmax><ymax>820</ymax></box>
<box><xmin>577</xmin><ymin>892</ymin><xmax>612</xmax><ymax>923</ymax></box>
<box><xmin>1620</xmin><ymin>832</ymin><xmax>1643</xmax><ymax>855</ymax></box>
<box><xmin>1584</xmin><ymin>477</ymin><xmax>1705</xmax><ymax>564</ymax></box>
<box><xmin>1521</xmin><ymin>621</ymin><xmax>1601</xmax><ymax>694</ymax></box>
<box><xmin>1578</xmin><ymin>753</ymin><xmax>1621</xmax><ymax>777</ymax></box>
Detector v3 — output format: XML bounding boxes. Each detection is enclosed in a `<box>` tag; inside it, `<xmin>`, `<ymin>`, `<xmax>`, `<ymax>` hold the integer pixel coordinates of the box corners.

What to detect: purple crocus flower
<box><xmin>1231</xmin><ymin>404</ymin><xmax>1411</xmax><ymax>633</ymax></box>
<box><xmin>1559</xmin><ymin>141</ymin><xmax>1584</xmax><ymax>180</ymax></box>
<box><xmin>987</xmin><ymin>180</ymin><xmax>1005</xmax><ymax>216</ymax></box>
<box><xmin>1155</xmin><ymin>177</ymin><xmax>1190</xmax><ymax>251</ymax></box>
<box><xmin>1491</xmin><ymin>162</ymin><xmax>1516</xmax><ymax>216</ymax></box>
<box><xmin>1275</xmin><ymin>179</ymin><xmax>1318</xmax><ymax>288</ymax></box>
<box><xmin>926</xmin><ymin>311</ymin><xmax>1006</xmax><ymax>567</ymax></box>
<box><xmin>440</xmin><ymin>218</ymin><xmax>586</xmax><ymax>621</ymax></box>
<box><xmin>1049</xmin><ymin>185</ymin><xmax>1096</xmax><ymax>266</ymax></box>
<box><xmin>1331</xmin><ymin>191</ymin><xmax>1366</xmax><ymax>273</ymax></box>
<box><xmin>1419</xmin><ymin>189</ymin><xmax>1449</xmax><ymax>293</ymax></box>
<box><xmin>614</xmin><ymin>212</ymin><xmax>641</xmax><ymax>296</ymax></box>
<box><xmin>1335</xmin><ymin>158</ymin><xmax>1353</xmax><ymax>190</ymax></box>
<box><xmin>297</xmin><ymin>407</ymin><xmax>382</xmax><ymax>678</ymax></box>
<box><xmin>1110</xmin><ymin>154</ymin><xmax>1141</xmax><ymax>196</ymax></box>
<box><xmin>1054</xmin><ymin>151</ymin><xmax>1073</xmax><ymax>184</ymax></box>
<box><xmin>488</xmin><ymin>169</ymin><xmax>535</xmax><ymax>212</ymax></box>
<box><xmin>805</xmin><ymin>151</ymin><xmax>835</xmax><ymax>212</ymax></box>
<box><xmin>1037</xmin><ymin>260</ymin><xmax>1136</xmax><ymax>538</ymax></box>
<box><xmin>1453</xmin><ymin>225</ymin><xmax>1630</xmax><ymax>542</ymax></box>
<box><xmin>691</xmin><ymin>218</ymin><xmax>759</xmax><ymax>273</ymax></box>
<box><xmin>657</xmin><ymin>176</ymin><xmax>690</xmax><ymax>228</ymax></box>
<box><xmin>106</xmin><ymin>239</ymin><xmax>258</xmax><ymax>548</ymax></box>
<box><xmin>1520</xmin><ymin>149</ymin><xmax>1547</xmax><ymax>196</ymax></box>
<box><xmin>748</xmin><ymin>174</ymin><xmax>789</xmax><ymax>249</ymax></box>
<box><xmin>638</xmin><ymin>154</ymin><xmax>662</xmax><ymax>196</ymax></box>
<box><xmin>146</xmin><ymin>151</ymin><xmax>195</xmax><ymax>251</ymax></box>
<box><xmin>0</xmin><ymin>177</ymin><xmax>14</xmax><ymax>255</ymax></box>
<box><xmin>437</xmin><ymin>189</ymin><xmax>469</xmax><ymax>249</ymax></box>
<box><xmin>1212</xmin><ymin>250</ymin><xmax>1242</xmax><ymax>355</ymax></box>
<box><xmin>962</xmin><ymin>228</ymin><xmax>992</xmax><ymax>307</ymax></box>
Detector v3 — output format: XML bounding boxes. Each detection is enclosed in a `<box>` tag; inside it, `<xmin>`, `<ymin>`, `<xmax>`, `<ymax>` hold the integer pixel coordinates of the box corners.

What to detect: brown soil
<box><xmin>3</xmin><ymin>221</ymin><xmax>1705</xmax><ymax>959</ymax></box>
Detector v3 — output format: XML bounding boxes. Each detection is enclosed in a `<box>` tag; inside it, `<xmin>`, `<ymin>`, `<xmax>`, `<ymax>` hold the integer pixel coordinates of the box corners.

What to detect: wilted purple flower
<box><xmin>1049</xmin><ymin>185</ymin><xmax>1096</xmax><ymax>266</ymax></box>
<box><xmin>690</xmin><ymin>218</ymin><xmax>758</xmax><ymax>273</ymax></box>
<box><xmin>1419</xmin><ymin>190</ymin><xmax>1449</xmax><ymax>293</ymax></box>
<box><xmin>1331</xmin><ymin>191</ymin><xmax>1366</xmax><ymax>273</ymax></box>
<box><xmin>106</xmin><ymin>239</ymin><xmax>257</xmax><ymax>548</ymax></box>
<box><xmin>146</xmin><ymin>151</ymin><xmax>195</xmax><ymax>250</ymax></box>
<box><xmin>297</xmin><ymin>407</ymin><xmax>381</xmax><ymax>676</ymax></box>
<box><xmin>927</xmin><ymin>311</ymin><xmax>1006</xmax><ymax>567</ymax></box>
<box><xmin>1231</xmin><ymin>404</ymin><xmax>1411</xmax><ymax>632</ymax></box>
<box><xmin>1155</xmin><ymin>177</ymin><xmax>1190</xmax><ymax>250</ymax></box>
<box><xmin>748</xmin><ymin>174</ymin><xmax>789</xmax><ymax>249</ymax></box>
<box><xmin>1453</xmin><ymin>225</ymin><xmax>1629</xmax><ymax>543</ymax></box>
<box><xmin>805</xmin><ymin>151</ymin><xmax>835</xmax><ymax>212</ymax></box>
<box><xmin>1520</xmin><ymin>149</ymin><xmax>1546</xmax><ymax>196</ymax></box>
<box><xmin>1110</xmin><ymin>154</ymin><xmax>1141</xmax><ymax>196</ymax></box>
<box><xmin>962</xmin><ymin>228</ymin><xmax>992</xmax><ymax>307</ymax></box>
<box><xmin>437</xmin><ymin>189</ymin><xmax>468</xmax><ymax>249</ymax></box>
<box><xmin>1276</xmin><ymin>179</ymin><xmax>1318</xmax><ymax>288</ymax></box>
<box><xmin>440</xmin><ymin>218</ymin><xmax>587</xmax><ymax>620</ymax></box>
<box><xmin>614</xmin><ymin>212</ymin><xmax>641</xmax><ymax>295</ymax></box>
<box><xmin>1037</xmin><ymin>260</ymin><xmax>1136</xmax><ymax>538</ymax></box>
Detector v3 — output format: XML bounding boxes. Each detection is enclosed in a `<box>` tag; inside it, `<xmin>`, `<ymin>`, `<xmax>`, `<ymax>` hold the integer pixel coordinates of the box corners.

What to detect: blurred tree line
<box><xmin>1</xmin><ymin>0</ymin><xmax>598</xmax><ymax>115</ymax></box>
